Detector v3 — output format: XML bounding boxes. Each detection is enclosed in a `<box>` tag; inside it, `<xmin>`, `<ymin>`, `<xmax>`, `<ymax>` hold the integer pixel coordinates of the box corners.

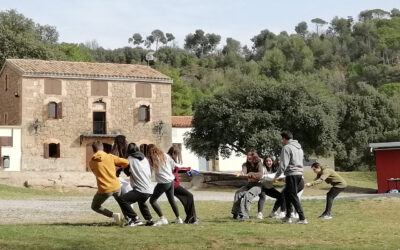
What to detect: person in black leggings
<box><xmin>167</xmin><ymin>146</ymin><xmax>199</xmax><ymax>224</ymax></box>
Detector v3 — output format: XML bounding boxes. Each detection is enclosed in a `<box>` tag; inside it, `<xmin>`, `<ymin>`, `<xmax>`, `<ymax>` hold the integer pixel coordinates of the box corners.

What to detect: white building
<box><xmin>171</xmin><ymin>116</ymin><xmax>245</xmax><ymax>172</ymax></box>
<box><xmin>0</xmin><ymin>126</ymin><xmax>21</xmax><ymax>171</ymax></box>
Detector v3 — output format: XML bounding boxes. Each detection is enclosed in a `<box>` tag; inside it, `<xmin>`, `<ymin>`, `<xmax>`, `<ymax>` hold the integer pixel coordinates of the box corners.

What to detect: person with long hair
<box><xmin>167</xmin><ymin>146</ymin><xmax>198</xmax><ymax>224</ymax></box>
<box><xmin>231</xmin><ymin>150</ymin><xmax>263</xmax><ymax>220</ymax></box>
<box><xmin>111</xmin><ymin>135</ymin><xmax>132</xmax><ymax>195</ymax></box>
<box><xmin>257</xmin><ymin>156</ymin><xmax>286</xmax><ymax>219</ymax></box>
<box><xmin>121</xmin><ymin>143</ymin><xmax>154</xmax><ymax>226</ymax></box>
<box><xmin>147</xmin><ymin>144</ymin><xmax>183</xmax><ymax>226</ymax></box>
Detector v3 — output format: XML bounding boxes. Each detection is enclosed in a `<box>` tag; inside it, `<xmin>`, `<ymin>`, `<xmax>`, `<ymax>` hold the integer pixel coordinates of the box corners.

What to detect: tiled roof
<box><xmin>172</xmin><ymin>116</ymin><xmax>193</xmax><ymax>127</ymax></box>
<box><xmin>5</xmin><ymin>59</ymin><xmax>172</xmax><ymax>83</ymax></box>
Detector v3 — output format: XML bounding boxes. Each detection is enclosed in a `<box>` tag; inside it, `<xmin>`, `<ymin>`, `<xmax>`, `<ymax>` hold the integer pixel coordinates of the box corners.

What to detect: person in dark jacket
<box><xmin>167</xmin><ymin>146</ymin><xmax>199</xmax><ymax>224</ymax></box>
<box><xmin>231</xmin><ymin>150</ymin><xmax>263</xmax><ymax>220</ymax></box>
<box><xmin>306</xmin><ymin>162</ymin><xmax>347</xmax><ymax>219</ymax></box>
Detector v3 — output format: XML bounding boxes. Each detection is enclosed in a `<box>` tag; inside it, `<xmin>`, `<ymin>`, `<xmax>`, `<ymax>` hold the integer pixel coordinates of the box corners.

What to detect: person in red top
<box><xmin>167</xmin><ymin>146</ymin><xmax>199</xmax><ymax>224</ymax></box>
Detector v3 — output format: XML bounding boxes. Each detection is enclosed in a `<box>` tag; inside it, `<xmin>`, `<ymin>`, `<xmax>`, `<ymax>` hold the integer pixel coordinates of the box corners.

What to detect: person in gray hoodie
<box><xmin>273</xmin><ymin>131</ymin><xmax>308</xmax><ymax>224</ymax></box>
<box><xmin>121</xmin><ymin>143</ymin><xmax>154</xmax><ymax>226</ymax></box>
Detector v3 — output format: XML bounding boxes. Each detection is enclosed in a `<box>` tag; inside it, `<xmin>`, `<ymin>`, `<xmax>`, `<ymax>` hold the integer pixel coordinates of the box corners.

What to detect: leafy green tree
<box><xmin>259</xmin><ymin>48</ymin><xmax>286</xmax><ymax>79</ymax></box>
<box><xmin>165</xmin><ymin>33</ymin><xmax>175</xmax><ymax>45</ymax></box>
<box><xmin>335</xmin><ymin>83</ymin><xmax>399</xmax><ymax>170</ymax></box>
<box><xmin>185</xmin><ymin>79</ymin><xmax>338</xmax><ymax>158</ymax></box>
<box><xmin>311</xmin><ymin>18</ymin><xmax>328</xmax><ymax>35</ymax></box>
<box><xmin>0</xmin><ymin>9</ymin><xmax>65</xmax><ymax>67</ymax></box>
<box><xmin>184</xmin><ymin>29</ymin><xmax>221</xmax><ymax>57</ymax></box>
<box><xmin>58</xmin><ymin>43</ymin><xmax>93</xmax><ymax>62</ymax></box>
<box><xmin>163</xmin><ymin>68</ymin><xmax>192</xmax><ymax>115</ymax></box>
<box><xmin>295</xmin><ymin>21</ymin><xmax>308</xmax><ymax>37</ymax></box>
<box><xmin>128</xmin><ymin>33</ymin><xmax>143</xmax><ymax>47</ymax></box>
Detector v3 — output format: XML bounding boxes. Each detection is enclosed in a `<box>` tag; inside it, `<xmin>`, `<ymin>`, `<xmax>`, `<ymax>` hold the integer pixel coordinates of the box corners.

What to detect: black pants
<box><xmin>258</xmin><ymin>187</ymin><xmax>286</xmax><ymax>213</ymax></box>
<box><xmin>122</xmin><ymin>189</ymin><xmax>152</xmax><ymax>221</ymax></box>
<box><xmin>284</xmin><ymin>175</ymin><xmax>305</xmax><ymax>220</ymax></box>
<box><xmin>91</xmin><ymin>189</ymin><xmax>137</xmax><ymax>221</ymax></box>
<box><xmin>150</xmin><ymin>181</ymin><xmax>180</xmax><ymax>218</ymax></box>
<box><xmin>174</xmin><ymin>185</ymin><xmax>197</xmax><ymax>223</ymax></box>
<box><xmin>324</xmin><ymin>187</ymin><xmax>345</xmax><ymax>215</ymax></box>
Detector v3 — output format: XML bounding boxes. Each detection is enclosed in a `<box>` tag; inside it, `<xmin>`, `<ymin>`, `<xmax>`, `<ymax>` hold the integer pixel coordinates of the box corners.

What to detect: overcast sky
<box><xmin>1</xmin><ymin>0</ymin><xmax>399</xmax><ymax>49</ymax></box>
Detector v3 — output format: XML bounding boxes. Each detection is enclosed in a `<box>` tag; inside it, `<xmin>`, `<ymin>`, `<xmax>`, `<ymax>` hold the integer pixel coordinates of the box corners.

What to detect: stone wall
<box><xmin>20</xmin><ymin>77</ymin><xmax>171</xmax><ymax>171</ymax></box>
<box><xmin>0</xmin><ymin>66</ymin><xmax>22</xmax><ymax>125</ymax></box>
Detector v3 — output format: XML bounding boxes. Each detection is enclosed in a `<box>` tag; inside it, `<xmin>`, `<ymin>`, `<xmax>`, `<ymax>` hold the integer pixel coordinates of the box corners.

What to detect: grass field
<box><xmin>0</xmin><ymin>198</ymin><xmax>399</xmax><ymax>249</ymax></box>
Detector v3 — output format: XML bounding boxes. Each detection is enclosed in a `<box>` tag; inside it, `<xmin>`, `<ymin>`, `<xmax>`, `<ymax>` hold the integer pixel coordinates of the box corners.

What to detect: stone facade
<box><xmin>0</xmin><ymin>60</ymin><xmax>172</xmax><ymax>171</ymax></box>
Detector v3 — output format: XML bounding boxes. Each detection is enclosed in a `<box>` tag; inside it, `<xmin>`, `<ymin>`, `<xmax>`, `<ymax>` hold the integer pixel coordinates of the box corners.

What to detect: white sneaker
<box><xmin>268</xmin><ymin>211</ymin><xmax>277</xmax><ymax>218</ymax></box>
<box><xmin>175</xmin><ymin>217</ymin><xmax>184</xmax><ymax>224</ymax></box>
<box><xmin>297</xmin><ymin>219</ymin><xmax>309</xmax><ymax>224</ymax></box>
<box><xmin>278</xmin><ymin>212</ymin><xmax>286</xmax><ymax>219</ymax></box>
<box><xmin>256</xmin><ymin>212</ymin><xmax>264</xmax><ymax>219</ymax></box>
<box><xmin>319</xmin><ymin>215</ymin><xmax>333</xmax><ymax>220</ymax></box>
<box><xmin>291</xmin><ymin>212</ymin><xmax>299</xmax><ymax>219</ymax></box>
<box><xmin>153</xmin><ymin>218</ymin><xmax>168</xmax><ymax>226</ymax></box>
<box><xmin>112</xmin><ymin>213</ymin><xmax>124</xmax><ymax>227</ymax></box>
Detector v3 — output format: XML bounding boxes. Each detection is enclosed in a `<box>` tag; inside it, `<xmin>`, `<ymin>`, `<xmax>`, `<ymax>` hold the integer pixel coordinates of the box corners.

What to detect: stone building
<box><xmin>0</xmin><ymin>59</ymin><xmax>172</xmax><ymax>171</ymax></box>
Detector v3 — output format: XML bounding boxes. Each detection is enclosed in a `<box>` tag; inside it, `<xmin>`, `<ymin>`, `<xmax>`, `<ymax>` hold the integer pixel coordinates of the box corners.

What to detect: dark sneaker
<box><xmin>281</xmin><ymin>217</ymin><xmax>293</xmax><ymax>224</ymax></box>
<box><xmin>145</xmin><ymin>221</ymin><xmax>155</xmax><ymax>226</ymax></box>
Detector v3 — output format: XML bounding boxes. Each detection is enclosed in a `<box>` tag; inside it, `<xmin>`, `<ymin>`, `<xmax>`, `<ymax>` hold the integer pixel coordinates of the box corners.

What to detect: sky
<box><xmin>1</xmin><ymin>0</ymin><xmax>399</xmax><ymax>49</ymax></box>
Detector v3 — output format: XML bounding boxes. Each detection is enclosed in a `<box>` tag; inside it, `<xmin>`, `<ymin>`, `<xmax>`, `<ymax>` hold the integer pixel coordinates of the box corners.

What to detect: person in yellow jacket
<box><xmin>89</xmin><ymin>141</ymin><xmax>137</xmax><ymax>226</ymax></box>
<box><xmin>306</xmin><ymin>162</ymin><xmax>347</xmax><ymax>219</ymax></box>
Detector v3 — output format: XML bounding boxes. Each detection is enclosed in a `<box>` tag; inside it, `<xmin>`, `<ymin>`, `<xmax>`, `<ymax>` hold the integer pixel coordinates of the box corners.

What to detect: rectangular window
<box><xmin>4</xmin><ymin>75</ymin><xmax>8</xmax><ymax>91</ymax></box>
<box><xmin>44</xmin><ymin>143</ymin><xmax>60</xmax><ymax>159</ymax></box>
<box><xmin>93</xmin><ymin>112</ymin><xmax>106</xmax><ymax>134</ymax></box>
<box><xmin>47</xmin><ymin>102</ymin><xmax>62</xmax><ymax>119</ymax></box>
<box><xmin>44</xmin><ymin>79</ymin><xmax>62</xmax><ymax>95</ymax></box>
<box><xmin>136</xmin><ymin>83</ymin><xmax>152</xmax><ymax>98</ymax></box>
<box><xmin>91</xmin><ymin>81</ymin><xmax>108</xmax><ymax>96</ymax></box>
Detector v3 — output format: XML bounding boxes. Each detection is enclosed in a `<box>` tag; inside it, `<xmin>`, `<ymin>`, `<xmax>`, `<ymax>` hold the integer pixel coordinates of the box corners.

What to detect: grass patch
<box><xmin>0</xmin><ymin>184</ymin><xmax>87</xmax><ymax>199</ymax></box>
<box><xmin>0</xmin><ymin>198</ymin><xmax>399</xmax><ymax>249</ymax></box>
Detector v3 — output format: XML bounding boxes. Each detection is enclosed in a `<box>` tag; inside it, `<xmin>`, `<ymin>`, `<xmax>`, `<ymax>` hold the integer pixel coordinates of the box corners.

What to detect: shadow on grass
<box><xmin>206</xmin><ymin>216</ymin><xmax>282</xmax><ymax>225</ymax></box>
<box><xmin>319</xmin><ymin>185</ymin><xmax>377</xmax><ymax>194</ymax></box>
<box><xmin>45</xmin><ymin>222</ymin><xmax>116</xmax><ymax>227</ymax></box>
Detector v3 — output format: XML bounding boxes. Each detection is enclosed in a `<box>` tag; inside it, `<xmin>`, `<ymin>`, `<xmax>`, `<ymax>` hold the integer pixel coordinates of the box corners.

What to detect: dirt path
<box><xmin>0</xmin><ymin>191</ymin><xmax>398</xmax><ymax>225</ymax></box>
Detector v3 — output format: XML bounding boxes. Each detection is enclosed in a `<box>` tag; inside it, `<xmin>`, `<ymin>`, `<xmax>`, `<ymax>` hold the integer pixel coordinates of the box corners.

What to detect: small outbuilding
<box><xmin>369</xmin><ymin>142</ymin><xmax>400</xmax><ymax>193</ymax></box>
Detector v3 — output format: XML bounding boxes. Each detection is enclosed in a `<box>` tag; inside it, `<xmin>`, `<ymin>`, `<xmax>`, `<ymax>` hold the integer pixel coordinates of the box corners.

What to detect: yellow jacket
<box><xmin>89</xmin><ymin>151</ymin><xmax>129</xmax><ymax>194</ymax></box>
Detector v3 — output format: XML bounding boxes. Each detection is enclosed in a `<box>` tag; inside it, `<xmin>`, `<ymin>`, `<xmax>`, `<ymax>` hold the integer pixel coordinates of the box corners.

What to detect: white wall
<box><xmin>0</xmin><ymin>127</ymin><xmax>21</xmax><ymax>171</ymax></box>
<box><xmin>172</xmin><ymin>127</ymin><xmax>245</xmax><ymax>172</ymax></box>
<box><xmin>217</xmin><ymin>153</ymin><xmax>246</xmax><ymax>172</ymax></box>
<box><xmin>172</xmin><ymin>127</ymin><xmax>199</xmax><ymax>170</ymax></box>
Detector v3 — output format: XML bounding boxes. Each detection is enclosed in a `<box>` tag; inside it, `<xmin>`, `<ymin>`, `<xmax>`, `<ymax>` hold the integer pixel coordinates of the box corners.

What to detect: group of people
<box><xmin>89</xmin><ymin>135</ymin><xmax>198</xmax><ymax>227</ymax></box>
<box><xmin>232</xmin><ymin>131</ymin><xmax>347</xmax><ymax>224</ymax></box>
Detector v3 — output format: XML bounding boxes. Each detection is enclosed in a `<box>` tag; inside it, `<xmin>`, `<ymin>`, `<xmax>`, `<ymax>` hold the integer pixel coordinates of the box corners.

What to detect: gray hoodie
<box><xmin>275</xmin><ymin>139</ymin><xmax>304</xmax><ymax>178</ymax></box>
<box><xmin>127</xmin><ymin>152</ymin><xmax>153</xmax><ymax>194</ymax></box>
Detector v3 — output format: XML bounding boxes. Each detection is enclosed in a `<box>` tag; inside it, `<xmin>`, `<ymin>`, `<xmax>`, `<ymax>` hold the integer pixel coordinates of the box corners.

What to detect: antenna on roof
<box><xmin>145</xmin><ymin>51</ymin><xmax>155</xmax><ymax>66</ymax></box>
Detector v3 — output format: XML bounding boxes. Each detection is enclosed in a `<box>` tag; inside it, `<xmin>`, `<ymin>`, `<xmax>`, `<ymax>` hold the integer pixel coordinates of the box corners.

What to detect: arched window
<box><xmin>138</xmin><ymin>105</ymin><xmax>150</xmax><ymax>122</ymax></box>
<box><xmin>48</xmin><ymin>102</ymin><xmax>57</xmax><ymax>118</ymax></box>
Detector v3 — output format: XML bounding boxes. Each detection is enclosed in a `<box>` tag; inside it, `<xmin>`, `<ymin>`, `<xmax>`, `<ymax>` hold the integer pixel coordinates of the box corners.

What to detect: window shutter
<box><xmin>44</xmin><ymin>143</ymin><xmax>49</xmax><ymax>159</ymax></box>
<box><xmin>146</xmin><ymin>105</ymin><xmax>150</xmax><ymax>121</ymax></box>
<box><xmin>56</xmin><ymin>143</ymin><xmax>60</xmax><ymax>158</ymax></box>
<box><xmin>57</xmin><ymin>102</ymin><xmax>62</xmax><ymax>119</ymax></box>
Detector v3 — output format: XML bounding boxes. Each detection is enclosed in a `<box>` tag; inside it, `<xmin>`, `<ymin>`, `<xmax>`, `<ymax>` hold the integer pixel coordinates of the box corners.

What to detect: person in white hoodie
<box><xmin>273</xmin><ymin>131</ymin><xmax>308</xmax><ymax>224</ymax></box>
<box><xmin>147</xmin><ymin>144</ymin><xmax>183</xmax><ymax>226</ymax></box>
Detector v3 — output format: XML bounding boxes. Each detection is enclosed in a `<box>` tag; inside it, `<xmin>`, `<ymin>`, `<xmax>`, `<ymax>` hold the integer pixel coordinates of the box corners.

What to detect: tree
<box><xmin>184</xmin><ymin>29</ymin><xmax>221</xmax><ymax>57</ymax></box>
<box><xmin>128</xmin><ymin>33</ymin><xmax>143</xmax><ymax>47</ymax></box>
<box><xmin>0</xmin><ymin>9</ymin><xmax>65</xmax><ymax>67</ymax></box>
<box><xmin>295</xmin><ymin>21</ymin><xmax>308</xmax><ymax>37</ymax></box>
<box><xmin>259</xmin><ymin>48</ymin><xmax>286</xmax><ymax>79</ymax></box>
<box><xmin>311</xmin><ymin>18</ymin><xmax>328</xmax><ymax>35</ymax></box>
<box><xmin>162</xmin><ymin>68</ymin><xmax>192</xmax><ymax>115</ymax></box>
<box><xmin>185</xmin><ymin>79</ymin><xmax>338</xmax><ymax>159</ymax></box>
<box><xmin>166</xmin><ymin>33</ymin><xmax>175</xmax><ymax>45</ymax></box>
<box><xmin>58</xmin><ymin>43</ymin><xmax>93</xmax><ymax>62</ymax></box>
<box><xmin>335</xmin><ymin>83</ymin><xmax>399</xmax><ymax>170</ymax></box>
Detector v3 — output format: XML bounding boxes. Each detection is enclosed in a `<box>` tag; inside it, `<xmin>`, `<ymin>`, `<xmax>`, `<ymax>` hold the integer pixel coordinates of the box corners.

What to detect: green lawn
<box><xmin>0</xmin><ymin>198</ymin><xmax>399</xmax><ymax>249</ymax></box>
<box><xmin>0</xmin><ymin>184</ymin><xmax>87</xmax><ymax>199</ymax></box>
